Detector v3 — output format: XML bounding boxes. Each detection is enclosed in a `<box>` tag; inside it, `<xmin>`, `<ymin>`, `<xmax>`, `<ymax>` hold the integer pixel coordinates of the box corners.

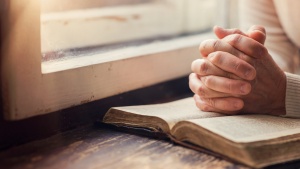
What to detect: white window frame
<box><xmin>41</xmin><ymin>0</ymin><xmax>217</xmax><ymax>53</ymax></box>
<box><xmin>1</xmin><ymin>0</ymin><xmax>220</xmax><ymax>120</ymax></box>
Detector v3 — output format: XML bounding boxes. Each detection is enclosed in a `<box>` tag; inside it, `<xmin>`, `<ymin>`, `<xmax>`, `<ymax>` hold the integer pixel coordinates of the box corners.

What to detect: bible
<box><xmin>103</xmin><ymin>97</ymin><xmax>300</xmax><ymax>168</ymax></box>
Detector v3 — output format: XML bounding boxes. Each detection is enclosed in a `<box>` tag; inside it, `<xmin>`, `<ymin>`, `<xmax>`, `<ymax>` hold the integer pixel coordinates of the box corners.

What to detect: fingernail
<box><xmin>240</xmin><ymin>84</ymin><xmax>250</xmax><ymax>94</ymax></box>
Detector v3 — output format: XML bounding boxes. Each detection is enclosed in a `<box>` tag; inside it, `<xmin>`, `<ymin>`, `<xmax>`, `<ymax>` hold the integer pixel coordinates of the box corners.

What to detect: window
<box><xmin>41</xmin><ymin>0</ymin><xmax>217</xmax><ymax>69</ymax></box>
<box><xmin>1</xmin><ymin>0</ymin><xmax>233</xmax><ymax>120</ymax></box>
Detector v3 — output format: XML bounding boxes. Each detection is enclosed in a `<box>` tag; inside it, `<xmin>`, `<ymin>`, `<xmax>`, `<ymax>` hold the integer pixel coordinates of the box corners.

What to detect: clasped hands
<box><xmin>189</xmin><ymin>25</ymin><xmax>287</xmax><ymax>116</ymax></box>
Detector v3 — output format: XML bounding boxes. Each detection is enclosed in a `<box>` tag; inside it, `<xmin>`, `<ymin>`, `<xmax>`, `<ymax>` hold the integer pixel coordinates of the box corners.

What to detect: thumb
<box><xmin>214</xmin><ymin>25</ymin><xmax>266</xmax><ymax>45</ymax></box>
<box><xmin>247</xmin><ymin>25</ymin><xmax>266</xmax><ymax>44</ymax></box>
<box><xmin>213</xmin><ymin>26</ymin><xmax>247</xmax><ymax>39</ymax></box>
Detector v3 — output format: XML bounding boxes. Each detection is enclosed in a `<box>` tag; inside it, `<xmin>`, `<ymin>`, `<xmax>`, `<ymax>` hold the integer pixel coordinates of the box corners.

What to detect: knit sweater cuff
<box><xmin>284</xmin><ymin>72</ymin><xmax>300</xmax><ymax>118</ymax></box>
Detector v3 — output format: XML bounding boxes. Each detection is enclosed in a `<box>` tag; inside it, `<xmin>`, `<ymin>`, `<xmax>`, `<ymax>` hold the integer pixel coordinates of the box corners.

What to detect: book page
<box><xmin>112</xmin><ymin>97</ymin><xmax>223</xmax><ymax>129</ymax></box>
<box><xmin>187</xmin><ymin>115</ymin><xmax>300</xmax><ymax>143</ymax></box>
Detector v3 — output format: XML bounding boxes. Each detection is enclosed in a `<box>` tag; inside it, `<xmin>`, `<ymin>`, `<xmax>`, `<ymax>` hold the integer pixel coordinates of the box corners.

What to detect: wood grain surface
<box><xmin>0</xmin><ymin>124</ymin><xmax>299</xmax><ymax>169</ymax></box>
<box><xmin>0</xmin><ymin>125</ymin><xmax>247</xmax><ymax>169</ymax></box>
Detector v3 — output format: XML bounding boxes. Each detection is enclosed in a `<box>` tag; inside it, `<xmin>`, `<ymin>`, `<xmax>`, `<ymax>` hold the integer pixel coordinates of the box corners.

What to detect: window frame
<box><xmin>1</xmin><ymin>0</ymin><xmax>218</xmax><ymax>120</ymax></box>
<box><xmin>40</xmin><ymin>0</ymin><xmax>217</xmax><ymax>53</ymax></box>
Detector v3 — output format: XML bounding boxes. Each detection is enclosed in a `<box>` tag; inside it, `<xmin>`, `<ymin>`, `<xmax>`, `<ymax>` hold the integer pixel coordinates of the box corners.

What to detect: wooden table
<box><xmin>0</xmin><ymin>124</ymin><xmax>299</xmax><ymax>169</ymax></box>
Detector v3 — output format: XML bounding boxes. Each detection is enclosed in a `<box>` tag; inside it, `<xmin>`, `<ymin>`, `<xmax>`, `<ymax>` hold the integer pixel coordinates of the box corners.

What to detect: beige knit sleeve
<box><xmin>285</xmin><ymin>72</ymin><xmax>300</xmax><ymax>117</ymax></box>
<box><xmin>239</xmin><ymin>0</ymin><xmax>300</xmax><ymax>73</ymax></box>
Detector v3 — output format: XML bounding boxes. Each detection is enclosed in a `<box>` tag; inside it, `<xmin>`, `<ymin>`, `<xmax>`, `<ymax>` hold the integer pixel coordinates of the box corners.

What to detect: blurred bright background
<box><xmin>40</xmin><ymin>0</ymin><xmax>238</xmax><ymax>62</ymax></box>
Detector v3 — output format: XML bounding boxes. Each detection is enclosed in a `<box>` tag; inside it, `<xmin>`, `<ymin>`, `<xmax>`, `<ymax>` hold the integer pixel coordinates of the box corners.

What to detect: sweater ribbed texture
<box><xmin>285</xmin><ymin>72</ymin><xmax>300</xmax><ymax>117</ymax></box>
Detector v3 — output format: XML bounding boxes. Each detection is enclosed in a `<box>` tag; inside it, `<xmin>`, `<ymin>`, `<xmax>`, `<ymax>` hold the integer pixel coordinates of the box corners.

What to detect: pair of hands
<box><xmin>189</xmin><ymin>25</ymin><xmax>286</xmax><ymax>116</ymax></box>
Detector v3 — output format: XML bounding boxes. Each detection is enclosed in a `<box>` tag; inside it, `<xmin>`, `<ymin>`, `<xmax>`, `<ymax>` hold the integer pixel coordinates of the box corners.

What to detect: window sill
<box><xmin>42</xmin><ymin>32</ymin><xmax>213</xmax><ymax>73</ymax></box>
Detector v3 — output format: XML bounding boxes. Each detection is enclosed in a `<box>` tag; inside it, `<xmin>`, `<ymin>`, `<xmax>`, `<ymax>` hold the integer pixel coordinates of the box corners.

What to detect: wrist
<box><xmin>271</xmin><ymin>71</ymin><xmax>286</xmax><ymax>116</ymax></box>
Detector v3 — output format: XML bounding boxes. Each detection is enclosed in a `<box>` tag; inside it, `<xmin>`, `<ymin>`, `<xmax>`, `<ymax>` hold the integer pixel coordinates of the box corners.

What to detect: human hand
<box><xmin>189</xmin><ymin>26</ymin><xmax>286</xmax><ymax>115</ymax></box>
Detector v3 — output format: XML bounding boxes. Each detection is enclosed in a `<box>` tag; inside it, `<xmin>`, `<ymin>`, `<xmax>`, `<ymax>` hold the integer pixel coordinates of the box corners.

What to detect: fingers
<box><xmin>247</xmin><ymin>25</ymin><xmax>266</xmax><ymax>44</ymax></box>
<box><xmin>210</xmin><ymin>25</ymin><xmax>268</xmax><ymax>59</ymax></box>
<box><xmin>214</xmin><ymin>25</ymin><xmax>266</xmax><ymax>45</ymax></box>
<box><xmin>189</xmin><ymin>73</ymin><xmax>232</xmax><ymax>98</ymax></box>
<box><xmin>191</xmin><ymin>59</ymin><xmax>240</xmax><ymax>80</ymax></box>
<box><xmin>199</xmin><ymin>39</ymin><xmax>254</xmax><ymax>64</ymax></box>
<box><xmin>201</xmin><ymin>75</ymin><xmax>251</xmax><ymax>95</ymax></box>
<box><xmin>213</xmin><ymin>26</ymin><xmax>247</xmax><ymax>39</ymax></box>
<box><xmin>207</xmin><ymin>52</ymin><xmax>256</xmax><ymax>80</ymax></box>
<box><xmin>222</xmin><ymin>34</ymin><xmax>268</xmax><ymax>59</ymax></box>
<box><xmin>194</xmin><ymin>94</ymin><xmax>243</xmax><ymax>113</ymax></box>
<box><xmin>199</xmin><ymin>39</ymin><xmax>230</xmax><ymax>57</ymax></box>
<box><xmin>248</xmin><ymin>25</ymin><xmax>266</xmax><ymax>35</ymax></box>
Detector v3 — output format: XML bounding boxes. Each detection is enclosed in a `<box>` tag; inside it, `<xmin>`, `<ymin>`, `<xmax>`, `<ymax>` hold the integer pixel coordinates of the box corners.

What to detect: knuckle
<box><xmin>195</xmin><ymin>100</ymin><xmax>201</xmax><ymax>109</ymax></box>
<box><xmin>201</xmin><ymin>76</ymin><xmax>210</xmax><ymax>86</ymax></box>
<box><xmin>191</xmin><ymin>60</ymin><xmax>197</xmax><ymax>72</ymax></box>
<box><xmin>209</xmin><ymin>51</ymin><xmax>223</xmax><ymax>64</ymax></box>
<box><xmin>206</xmin><ymin>76</ymin><xmax>213</xmax><ymax>86</ymax></box>
<box><xmin>198</xmin><ymin>43</ymin><xmax>203</xmax><ymax>53</ymax></box>
<box><xmin>189</xmin><ymin>73</ymin><xmax>196</xmax><ymax>84</ymax></box>
<box><xmin>197</xmin><ymin>84</ymin><xmax>206</xmax><ymax>98</ymax></box>
<box><xmin>232</xmin><ymin>28</ymin><xmax>242</xmax><ymax>34</ymax></box>
<box><xmin>233</xmin><ymin>61</ymin><xmax>242</xmax><ymax>72</ymax></box>
<box><xmin>201</xmin><ymin>105</ymin><xmax>210</xmax><ymax>112</ymax></box>
<box><xmin>199</xmin><ymin>42</ymin><xmax>207</xmax><ymax>56</ymax></box>
<box><xmin>189</xmin><ymin>73</ymin><xmax>194</xmax><ymax>80</ymax></box>
<box><xmin>199</xmin><ymin>39</ymin><xmax>214</xmax><ymax>55</ymax></box>
<box><xmin>199</xmin><ymin>40</ymin><xmax>209</xmax><ymax>50</ymax></box>
<box><xmin>212</xmin><ymin>39</ymin><xmax>221</xmax><ymax>51</ymax></box>
<box><xmin>230</xmin><ymin>34</ymin><xmax>242</xmax><ymax>45</ymax></box>
<box><xmin>199</xmin><ymin>61</ymin><xmax>208</xmax><ymax>75</ymax></box>
<box><xmin>207</xmin><ymin>98</ymin><xmax>216</xmax><ymax>108</ymax></box>
<box><xmin>188</xmin><ymin>74</ymin><xmax>195</xmax><ymax>88</ymax></box>
<box><xmin>226</xmin><ymin>81</ymin><xmax>233</xmax><ymax>93</ymax></box>
<box><xmin>195</xmin><ymin>100</ymin><xmax>204</xmax><ymax>110</ymax></box>
<box><xmin>196</xmin><ymin>101</ymin><xmax>210</xmax><ymax>111</ymax></box>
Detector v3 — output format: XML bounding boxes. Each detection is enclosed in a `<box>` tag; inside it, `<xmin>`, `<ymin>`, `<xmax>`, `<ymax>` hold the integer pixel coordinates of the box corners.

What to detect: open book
<box><xmin>103</xmin><ymin>97</ymin><xmax>300</xmax><ymax>168</ymax></box>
